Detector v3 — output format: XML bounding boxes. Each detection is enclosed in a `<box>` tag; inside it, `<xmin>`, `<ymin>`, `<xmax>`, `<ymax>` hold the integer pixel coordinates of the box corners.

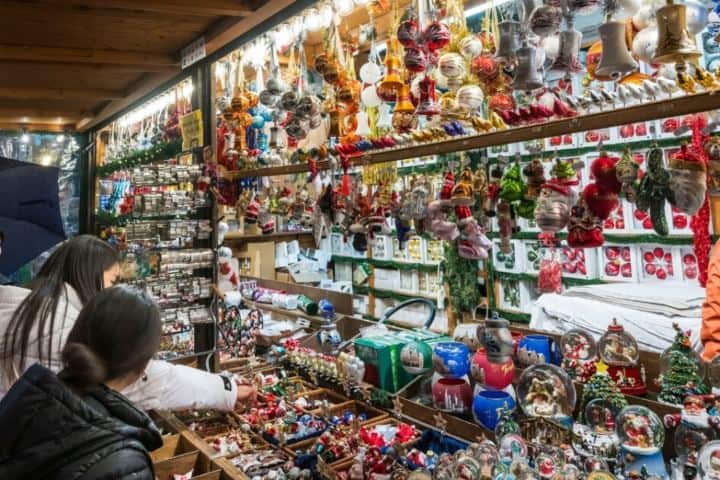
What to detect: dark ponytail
<box><xmin>58</xmin><ymin>286</ymin><xmax>161</xmax><ymax>391</ymax></box>
<box><xmin>2</xmin><ymin>235</ymin><xmax>120</xmax><ymax>377</ymax></box>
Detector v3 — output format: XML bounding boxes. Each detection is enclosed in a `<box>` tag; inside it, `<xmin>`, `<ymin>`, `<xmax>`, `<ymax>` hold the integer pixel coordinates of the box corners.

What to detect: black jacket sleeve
<box><xmin>79</xmin><ymin>446</ymin><xmax>154</xmax><ymax>480</ymax></box>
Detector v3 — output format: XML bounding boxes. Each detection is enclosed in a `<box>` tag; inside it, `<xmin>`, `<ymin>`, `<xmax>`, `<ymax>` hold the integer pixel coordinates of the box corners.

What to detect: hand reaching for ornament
<box><xmin>235</xmin><ymin>377</ymin><xmax>257</xmax><ymax>411</ymax></box>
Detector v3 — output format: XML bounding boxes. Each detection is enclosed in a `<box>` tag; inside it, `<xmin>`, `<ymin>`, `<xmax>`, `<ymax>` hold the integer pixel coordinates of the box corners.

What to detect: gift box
<box><xmin>353</xmin><ymin>295</ymin><xmax>369</xmax><ymax>315</ymax></box>
<box><xmin>370</xmin><ymin>235</ymin><xmax>394</xmax><ymax>260</ymax></box>
<box><xmin>657</xmin><ymin>116</ymin><xmax>683</xmax><ymax>138</ymax></box>
<box><xmin>668</xmin><ymin>205</ymin><xmax>692</xmax><ymax>234</ymax></box>
<box><xmin>630</xmin><ymin>203</ymin><xmax>670</xmax><ymax>233</ymax></box>
<box><xmin>398</xmin><ymin>269</ymin><xmax>419</xmax><ymax>294</ymax></box>
<box><xmin>334</xmin><ymin>261</ymin><xmax>353</xmax><ymax>283</ymax></box>
<box><xmin>639</xmin><ymin>245</ymin><xmax>678</xmax><ymax>282</ymax></box>
<box><xmin>546</xmin><ymin>133</ymin><xmax>576</xmax><ymax>150</ymax></box>
<box><xmin>615</xmin><ymin>122</ymin><xmax>651</xmax><ymax>140</ymax></box>
<box><xmin>523</xmin><ymin>241</ymin><xmax>547</xmax><ymax>274</ymax></box>
<box><xmin>602</xmin><ymin>200</ymin><xmax>630</xmax><ymax>233</ymax></box>
<box><xmin>492</xmin><ymin>239</ymin><xmax>523</xmax><ymax>273</ymax></box>
<box><xmin>425</xmin><ymin>238</ymin><xmax>443</xmax><ymax>264</ymax></box>
<box><xmin>496</xmin><ymin>278</ymin><xmax>523</xmax><ymax>312</ymax></box>
<box><xmin>373</xmin><ymin>268</ymin><xmax>401</xmax><ymax>291</ymax></box>
<box><xmin>598</xmin><ymin>245</ymin><xmax>638</xmax><ymax>282</ymax></box>
<box><xmin>354</xmin><ymin>333</ymin><xmax>414</xmax><ymax>393</ymax></box>
<box><xmin>558</xmin><ymin>246</ymin><xmax>598</xmax><ymax>279</ymax></box>
<box><xmin>583</xmin><ymin>128</ymin><xmax>613</xmax><ymax>145</ymax></box>
<box><xmin>675</xmin><ymin>246</ymin><xmax>700</xmax><ymax>283</ymax></box>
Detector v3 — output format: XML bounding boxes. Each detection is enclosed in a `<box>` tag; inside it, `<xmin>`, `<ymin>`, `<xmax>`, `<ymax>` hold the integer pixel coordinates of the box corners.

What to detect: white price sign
<box><xmin>181</xmin><ymin>36</ymin><xmax>206</xmax><ymax>69</ymax></box>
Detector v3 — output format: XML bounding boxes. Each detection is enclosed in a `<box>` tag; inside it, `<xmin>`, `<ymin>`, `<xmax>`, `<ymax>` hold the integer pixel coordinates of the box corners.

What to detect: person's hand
<box><xmin>235</xmin><ymin>375</ymin><xmax>253</xmax><ymax>386</ymax></box>
<box><xmin>234</xmin><ymin>379</ymin><xmax>257</xmax><ymax>411</ymax></box>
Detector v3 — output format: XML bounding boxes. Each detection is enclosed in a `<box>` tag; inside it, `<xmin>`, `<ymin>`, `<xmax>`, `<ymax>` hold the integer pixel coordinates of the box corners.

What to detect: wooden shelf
<box><xmin>223</xmin><ymin>230</ymin><xmax>313</xmax><ymax>243</ymax></box>
<box><xmin>221</xmin><ymin>91</ymin><xmax>720</xmax><ymax>181</ymax></box>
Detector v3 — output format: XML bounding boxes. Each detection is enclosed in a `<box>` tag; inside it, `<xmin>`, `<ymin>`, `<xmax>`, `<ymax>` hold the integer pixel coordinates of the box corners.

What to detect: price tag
<box><xmin>181</xmin><ymin>36</ymin><xmax>206</xmax><ymax>69</ymax></box>
<box><xmin>180</xmin><ymin>110</ymin><xmax>203</xmax><ymax>150</ymax></box>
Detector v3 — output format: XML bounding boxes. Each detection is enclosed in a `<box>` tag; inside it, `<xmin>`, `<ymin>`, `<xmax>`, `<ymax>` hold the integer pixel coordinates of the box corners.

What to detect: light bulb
<box><xmin>20</xmin><ymin>132</ymin><xmax>29</xmax><ymax>143</ymax></box>
<box><xmin>41</xmin><ymin>154</ymin><xmax>52</xmax><ymax>166</ymax></box>
<box><xmin>305</xmin><ymin>8</ymin><xmax>322</xmax><ymax>32</ymax></box>
<box><xmin>333</xmin><ymin>0</ymin><xmax>354</xmax><ymax>17</ymax></box>
<box><xmin>320</xmin><ymin>4</ymin><xmax>334</xmax><ymax>27</ymax></box>
<box><xmin>274</xmin><ymin>23</ymin><xmax>291</xmax><ymax>49</ymax></box>
<box><xmin>215</xmin><ymin>62</ymin><xmax>227</xmax><ymax>80</ymax></box>
<box><xmin>291</xmin><ymin>16</ymin><xmax>304</xmax><ymax>38</ymax></box>
<box><xmin>182</xmin><ymin>82</ymin><xmax>194</xmax><ymax>100</ymax></box>
<box><xmin>56</xmin><ymin>134</ymin><xmax>65</xmax><ymax>142</ymax></box>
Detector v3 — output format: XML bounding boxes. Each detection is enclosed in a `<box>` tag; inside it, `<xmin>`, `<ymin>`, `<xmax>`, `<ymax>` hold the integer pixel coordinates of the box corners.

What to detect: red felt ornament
<box><xmin>591</xmin><ymin>152</ymin><xmax>622</xmax><ymax>194</ymax></box>
<box><xmin>582</xmin><ymin>183</ymin><xmax>619</xmax><ymax>220</ymax></box>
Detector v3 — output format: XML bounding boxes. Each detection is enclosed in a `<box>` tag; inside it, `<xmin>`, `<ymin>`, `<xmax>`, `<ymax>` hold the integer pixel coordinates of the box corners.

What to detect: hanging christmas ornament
<box><xmin>529</xmin><ymin>4</ymin><xmax>563</xmax><ymax>37</ymax></box>
<box><xmin>404</xmin><ymin>46</ymin><xmax>428</xmax><ymax>72</ymax></box>
<box><xmin>380</xmin><ymin>38</ymin><xmax>405</xmax><ymax>94</ymax></box>
<box><xmin>439</xmin><ymin>52</ymin><xmax>467</xmax><ymax>83</ymax></box>
<box><xmin>632</xmin><ymin>5</ymin><xmax>655</xmax><ymax>30</ymax></box>
<box><xmin>541</xmin><ymin>35</ymin><xmax>561</xmax><ymax>63</ymax></box>
<box><xmin>653</xmin><ymin>0</ymin><xmax>702</xmax><ymax>64</ymax></box>
<box><xmin>511</xmin><ymin>42</ymin><xmax>545</xmax><ymax>92</ymax></box>
<box><xmin>667</xmin><ymin>143</ymin><xmax>708</xmax><ymax>215</ymax></box>
<box><xmin>551</xmin><ymin>12</ymin><xmax>583</xmax><ymax>73</ymax></box>
<box><xmin>496</xmin><ymin>20</ymin><xmax>522</xmax><ymax>63</ymax></box>
<box><xmin>398</xmin><ymin>14</ymin><xmax>420</xmax><ymax>48</ymax></box>
<box><xmin>615</xmin><ymin>147</ymin><xmax>640</xmax><ymax>201</ymax></box>
<box><xmin>361</xmin><ymin>85</ymin><xmax>382</xmax><ymax>108</ymax></box>
<box><xmin>596</xmin><ymin>0</ymin><xmax>638</xmax><ymax>80</ymax></box>
<box><xmin>423</xmin><ymin>20</ymin><xmax>451</xmax><ymax>51</ymax></box>
<box><xmin>456</xmin><ymin>84</ymin><xmax>485</xmax><ymax>112</ymax></box>
<box><xmin>415</xmin><ymin>75</ymin><xmax>441</xmax><ymax>117</ymax></box>
<box><xmin>632</xmin><ymin>26</ymin><xmax>659</xmax><ymax>63</ymax></box>
<box><xmin>635</xmin><ymin>146</ymin><xmax>671</xmax><ymax>236</ymax></box>
<box><xmin>535</xmin><ymin>160</ymin><xmax>581</xmax><ymax>244</ymax></box>
<box><xmin>459</xmin><ymin>34</ymin><xmax>485</xmax><ymax>60</ymax></box>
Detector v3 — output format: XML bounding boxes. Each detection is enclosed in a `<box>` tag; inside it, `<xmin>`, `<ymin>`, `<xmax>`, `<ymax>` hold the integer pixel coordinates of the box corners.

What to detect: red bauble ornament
<box><xmin>423</xmin><ymin>21</ymin><xmax>450</xmax><ymax>51</ymax></box>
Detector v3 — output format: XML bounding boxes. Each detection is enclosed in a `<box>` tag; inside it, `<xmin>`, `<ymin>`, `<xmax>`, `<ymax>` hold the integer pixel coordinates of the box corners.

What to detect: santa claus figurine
<box><xmin>534</xmin><ymin>160</ymin><xmax>580</xmax><ymax>245</ymax></box>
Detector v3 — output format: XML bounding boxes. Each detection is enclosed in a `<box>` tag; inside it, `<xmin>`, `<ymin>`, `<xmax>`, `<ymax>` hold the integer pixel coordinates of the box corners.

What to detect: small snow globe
<box><xmin>585</xmin><ymin>472</ymin><xmax>616</xmax><ymax>480</ymax></box>
<box><xmin>517</xmin><ymin>364</ymin><xmax>576</xmax><ymax>420</ymax></box>
<box><xmin>535</xmin><ymin>452</ymin><xmax>558</xmax><ymax>479</ymax></box>
<box><xmin>616</xmin><ymin>405</ymin><xmax>666</xmax><ymax>478</ymax></box>
<box><xmin>553</xmin><ymin>464</ymin><xmax>582</xmax><ymax>480</ymax></box>
<box><xmin>598</xmin><ymin>319</ymin><xmax>639</xmax><ymax>367</ymax></box>
<box><xmin>572</xmin><ymin>399</ymin><xmax>620</xmax><ymax>460</ymax></box>
<box><xmin>498</xmin><ymin>433</ymin><xmax>528</xmax><ymax>463</ymax></box>
<box><xmin>698</xmin><ymin>440</ymin><xmax>720</xmax><ymax>480</ymax></box>
<box><xmin>561</xmin><ymin>329</ymin><xmax>598</xmax><ymax>381</ymax></box>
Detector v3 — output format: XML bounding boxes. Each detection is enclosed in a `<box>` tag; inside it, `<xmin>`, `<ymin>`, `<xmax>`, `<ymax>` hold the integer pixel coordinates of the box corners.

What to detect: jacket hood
<box><xmin>0</xmin><ymin>364</ymin><xmax>162</xmax><ymax>477</ymax></box>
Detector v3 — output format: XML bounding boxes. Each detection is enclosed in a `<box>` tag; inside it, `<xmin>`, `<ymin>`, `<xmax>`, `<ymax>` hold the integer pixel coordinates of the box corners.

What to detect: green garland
<box><xmin>496</xmin><ymin>309</ymin><xmax>531</xmax><ymax>323</ymax></box>
<box><xmin>96</xmin><ymin>138</ymin><xmax>183</xmax><ymax>178</ymax></box>
<box><xmin>353</xmin><ymin>285</ymin><xmax>370</xmax><ymax>295</ymax></box>
<box><xmin>487</xmin><ymin>136</ymin><xmax>691</xmax><ymax>164</ymax></box>
<box><xmin>334</xmin><ymin>255</ymin><xmax>439</xmax><ymax>273</ymax></box>
<box><xmin>442</xmin><ymin>242</ymin><xmax>484</xmax><ymax>315</ymax></box>
<box><xmin>486</xmin><ymin>230</ymin><xmax>693</xmax><ymax>245</ymax></box>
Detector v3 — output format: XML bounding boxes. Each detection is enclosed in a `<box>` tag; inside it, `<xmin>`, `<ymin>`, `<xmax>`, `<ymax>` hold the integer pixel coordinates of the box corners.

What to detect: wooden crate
<box><xmin>153</xmin><ymin>451</ymin><xmax>223</xmax><ymax>480</ymax></box>
<box><xmin>151</xmin><ymin>433</ymin><xmax>199</xmax><ymax>463</ymax></box>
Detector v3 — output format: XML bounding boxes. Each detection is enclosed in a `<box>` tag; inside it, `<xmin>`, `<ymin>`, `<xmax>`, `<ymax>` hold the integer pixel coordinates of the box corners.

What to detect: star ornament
<box><xmin>595</xmin><ymin>359</ymin><xmax>609</xmax><ymax>375</ymax></box>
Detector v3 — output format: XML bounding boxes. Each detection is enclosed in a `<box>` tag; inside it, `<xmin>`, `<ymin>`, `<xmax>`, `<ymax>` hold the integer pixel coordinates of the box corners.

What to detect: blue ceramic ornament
<box><xmin>432</xmin><ymin>342</ymin><xmax>471</xmax><ymax>378</ymax></box>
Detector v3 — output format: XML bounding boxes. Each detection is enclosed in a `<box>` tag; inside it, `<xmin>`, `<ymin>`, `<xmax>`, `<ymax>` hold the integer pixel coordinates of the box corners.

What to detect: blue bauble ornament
<box><xmin>252</xmin><ymin>115</ymin><xmax>265</xmax><ymax>129</ymax></box>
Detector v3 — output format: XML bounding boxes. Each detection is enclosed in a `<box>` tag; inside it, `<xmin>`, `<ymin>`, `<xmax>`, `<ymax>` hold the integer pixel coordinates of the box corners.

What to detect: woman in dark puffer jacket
<box><xmin>0</xmin><ymin>285</ymin><xmax>163</xmax><ymax>479</ymax></box>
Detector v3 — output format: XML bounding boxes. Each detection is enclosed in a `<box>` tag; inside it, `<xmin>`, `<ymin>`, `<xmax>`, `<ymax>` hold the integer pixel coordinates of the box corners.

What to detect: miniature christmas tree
<box><xmin>578</xmin><ymin>361</ymin><xmax>628</xmax><ymax>422</ymax></box>
<box><xmin>657</xmin><ymin>324</ymin><xmax>708</xmax><ymax>405</ymax></box>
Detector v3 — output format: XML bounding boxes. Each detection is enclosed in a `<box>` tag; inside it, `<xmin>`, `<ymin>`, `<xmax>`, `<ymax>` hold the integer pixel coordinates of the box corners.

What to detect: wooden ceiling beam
<box><xmin>0</xmin><ymin>60</ymin><xmax>179</xmax><ymax>73</ymax></box>
<box><xmin>0</xmin><ymin>106</ymin><xmax>88</xmax><ymax>118</ymax></box>
<box><xmin>0</xmin><ymin>87</ymin><xmax>124</xmax><ymax>100</ymax></box>
<box><xmin>0</xmin><ymin>45</ymin><xmax>178</xmax><ymax>67</ymax></box>
<box><xmin>36</xmin><ymin>0</ymin><xmax>255</xmax><ymax>17</ymax></box>
<box><xmin>0</xmin><ymin>122</ymin><xmax>74</xmax><ymax>133</ymax></box>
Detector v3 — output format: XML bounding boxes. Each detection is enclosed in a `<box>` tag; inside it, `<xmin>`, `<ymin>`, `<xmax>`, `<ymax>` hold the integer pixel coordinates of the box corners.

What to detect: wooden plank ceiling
<box><xmin>0</xmin><ymin>0</ymin><xmax>293</xmax><ymax>132</ymax></box>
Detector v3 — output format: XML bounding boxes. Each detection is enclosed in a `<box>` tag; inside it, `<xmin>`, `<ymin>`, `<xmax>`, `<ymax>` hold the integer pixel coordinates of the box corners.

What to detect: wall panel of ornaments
<box><xmin>208</xmin><ymin>0</ymin><xmax>720</xmax><ymax>319</ymax></box>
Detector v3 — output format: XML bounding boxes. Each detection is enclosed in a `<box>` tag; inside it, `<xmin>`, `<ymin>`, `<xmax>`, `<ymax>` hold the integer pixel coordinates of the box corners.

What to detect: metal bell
<box><xmin>511</xmin><ymin>44</ymin><xmax>545</xmax><ymax>92</ymax></box>
<box><xmin>380</xmin><ymin>39</ymin><xmax>405</xmax><ymax>94</ymax></box>
<box><xmin>596</xmin><ymin>21</ymin><xmax>638</xmax><ymax>79</ymax></box>
<box><xmin>550</xmin><ymin>27</ymin><xmax>583</xmax><ymax>72</ymax></box>
<box><xmin>394</xmin><ymin>84</ymin><xmax>416</xmax><ymax>114</ymax></box>
<box><xmin>496</xmin><ymin>21</ymin><xmax>522</xmax><ymax>62</ymax></box>
<box><xmin>653</xmin><ymin>0</ymin><xmax>702</xmax><ymax>64</ymax></box>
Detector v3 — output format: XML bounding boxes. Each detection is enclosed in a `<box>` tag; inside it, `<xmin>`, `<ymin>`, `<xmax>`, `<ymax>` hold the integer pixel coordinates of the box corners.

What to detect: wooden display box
<box><xmin>295</xmin><ymin>388</ymin><xmax>350</xmax><ymax>414</ymax></box>
<box><xmin>153</xmin><ymin>450</ymin><xmax>224</xmax><ymax>480</ymax></box>
<box><xmin>151</xmin><ymin>433</ymin><xmax>199</xmax><ymax>463</ymax></box>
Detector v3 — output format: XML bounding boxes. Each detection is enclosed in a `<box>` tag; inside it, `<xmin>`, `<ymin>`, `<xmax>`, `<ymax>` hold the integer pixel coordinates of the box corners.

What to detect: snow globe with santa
<box><xmin>616</xmin><ymin>405</ymin><xmax>667</xmax><ymax>479</ymax></box>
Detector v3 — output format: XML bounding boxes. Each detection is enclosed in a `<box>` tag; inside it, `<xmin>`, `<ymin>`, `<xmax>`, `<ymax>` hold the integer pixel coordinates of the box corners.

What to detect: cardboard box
<box><xmin>354</xmin><ymin>334</ymin><xmax>411</xmax><ymax>393</ymax></box>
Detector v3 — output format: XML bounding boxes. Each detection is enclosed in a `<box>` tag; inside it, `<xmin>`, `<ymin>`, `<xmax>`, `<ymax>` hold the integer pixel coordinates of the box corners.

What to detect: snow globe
<box><xmin>535</xmin><ymin>452</ymin><xmax>558</xmax><ymax>479</ymax></box>
<box><xmin>555</xmin><ymin>464</ymin><xmax>582</xmax><ymax>480</ymax></box>
<box><xmin>517</xmin><ymin>364</ymin><xmax>576</xmax><ymax>424</ymax></box>
<box><xmin>657</xmin><ymin>324</ymin><xmax>707</xmax><ymax>406</ymax></box>
<box><xmin>498</xmin><ymin>433</ymin><xmax>528</xmax><ymax>464</ymax></box>
<box><xmin>572</xmin><ymin>399</ymin><xmax>620</xmax><ymax>461</ymax></box>
<box><xmin>698</xmin><ymin>440</ymin><xmax>720</xmax><ymax>480</ymax></box>
<box><xmin>664</xmin><ymin>395</ymin><xmax>718</xmax><ymax>479</ymax></box>
<box><xmin>616</xmin><ymin>405</ymin><xmax>668</xmax><ymax>479</ymax></box>
<box><xmin>598</xmin><ymin>319</ymin><xmax>646</xmax><ymax>395</ymax></box>
<box><xmin>560</xmin><ymin>329</ymin><xmax>597</xmax><ymax>382</ymax></box>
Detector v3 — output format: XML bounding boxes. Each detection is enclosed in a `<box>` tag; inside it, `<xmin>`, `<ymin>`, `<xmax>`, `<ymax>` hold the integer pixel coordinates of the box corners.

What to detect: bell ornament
<box><xmin>496</xmin><ymin>21</ymin><xmax>522</xmax><ymax>62</ymax></box>
<box><xmin>596</xmin><ymin>21</ymin><xmax>638</xmax><ymax>79</ymax></box>
<box><xmin>394</xmin><ymin>84</ymin><xmax>416</xmax><ymax>114</ymax></box>
<box><xmin>511</xmin><ymin>45</ymin><xmax>545</xmax><ymax>92</ymax></box>
<box><xmin>550</xmin><ymin>27</ymin><xmax>583</xmax><ymax>72</ymax></box>
<box><xmin>653</xmin><ymin>0</ymin><xmax>702</xmax><ymax>64</ymax></box>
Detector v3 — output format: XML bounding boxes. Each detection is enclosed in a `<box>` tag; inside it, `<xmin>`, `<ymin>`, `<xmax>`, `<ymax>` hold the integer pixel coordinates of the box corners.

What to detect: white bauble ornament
<box><xmin>632</xmin><ymin>26</ymin><xmax>658</xmax><ymax>63</ymax></box>
<box><xmin>680</xmin><ymin>0</ymin><xmax>709</xmax><ymax>34</ymax></box>
<box><xmin>541</xmin><ymin>35</ymin><xmax>560</xmax><ymax>62</ymax></box>
<box><xmin>537</xmin><ymin>89</ymin><xmax>556</xmax><ymax>109</ymax></box>
<box><xmin>359</xmin><ymin>62</ymin><xmax>382</xmax><ymax>84</ymax></box>
<box><xmin>632</xmin><ymin>5</ymin><xmax>655</xmax><ymax>30</ymax></box>
<box><xmin>361</xmin><ymin>85</ymin><xmax>382</xmax><ymax>107</ymax></box>
<box><xmin>456</xmin><ymin>85</ymin><xmax>485</xmax><ymax>110</ymax></box>
<box><xmin>439</xmin><ymin>52</ymin><xmax>466</xmax><ymax>79</ymax></box>
<box><xmin>614</xmin><ymin>0</ymin><xmax>641</xmax><ymax>21</ymax></box>
<box><xmin>459</xmin><ymin>35</ymin><xmax>484</xmax><ymax>60</ymax></box>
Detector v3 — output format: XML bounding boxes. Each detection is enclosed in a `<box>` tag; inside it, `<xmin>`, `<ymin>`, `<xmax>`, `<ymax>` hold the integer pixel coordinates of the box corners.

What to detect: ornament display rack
<box><xmin>92</xmin><ymin>79</ymin><xmax>216</xmax><ymax>364</ymax></box>
<box><xmin>219</xmin><ymin>91</ymin><xmax>720</xmax><ymax>180</ymax></box>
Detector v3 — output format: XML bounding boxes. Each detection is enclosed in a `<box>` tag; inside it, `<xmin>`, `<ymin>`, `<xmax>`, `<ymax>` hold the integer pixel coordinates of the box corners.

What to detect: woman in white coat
<box><xmin>0</xmin><ymin>235</ymin><xmax>255</xmax><ymax>411</ymax></box>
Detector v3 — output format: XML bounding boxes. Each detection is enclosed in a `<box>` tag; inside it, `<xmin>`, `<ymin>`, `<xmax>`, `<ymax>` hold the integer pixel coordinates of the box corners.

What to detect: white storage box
<box><xmin>598</xmin><ymin>244</ymin><xmax>639</xmax><ymax>282</ymax></box>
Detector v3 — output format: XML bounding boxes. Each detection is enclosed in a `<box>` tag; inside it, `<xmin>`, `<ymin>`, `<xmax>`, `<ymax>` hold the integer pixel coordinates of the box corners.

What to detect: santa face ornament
<box><xmin>667</xmin><ymin>167</ymin><xmax>707</xmax><ymax>215</ymax></box>
<box><xmin>534</xmin><ymin>183</ymin><xmax>578</xmax><ymax>234</ymax></box>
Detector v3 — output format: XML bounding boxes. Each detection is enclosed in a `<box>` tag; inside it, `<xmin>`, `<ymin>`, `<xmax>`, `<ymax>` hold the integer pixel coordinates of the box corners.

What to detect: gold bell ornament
<box><xmin>595</xmin><ymin>20</ymin><xmax>638</xmax><ymax>79</ymax></box>
<box><xmin>380</xmin><ymin>37</ymin><xmax>405</xmax><ymax>94</ymax></box>
<box><xmin>653</xmin><ymin>0</ymin><xmax>702</xmax><ymax>64</ymax></box>
<box><xmin>394</xmin><ymin>83</ymin><xmax>416</xmax><ymax>114</ymax></box>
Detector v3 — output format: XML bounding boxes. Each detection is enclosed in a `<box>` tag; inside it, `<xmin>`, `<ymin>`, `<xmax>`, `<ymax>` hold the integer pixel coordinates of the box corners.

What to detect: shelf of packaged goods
<box><xmin>222</xmin><ymin>230</ymin><xmax>313</xmax><ymax>244</ymax></box>
<box><xmin>220</xmin><ymin>91</ymin><xmax>720</xmax><ymax>180</ymax></box>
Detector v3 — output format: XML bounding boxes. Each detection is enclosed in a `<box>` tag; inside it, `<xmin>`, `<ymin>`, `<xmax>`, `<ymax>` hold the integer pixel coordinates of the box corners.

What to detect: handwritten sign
<box><xmin>180</xmin><ymin>110</ymin><xmax>203</xmax><ymax>150</ymax></box>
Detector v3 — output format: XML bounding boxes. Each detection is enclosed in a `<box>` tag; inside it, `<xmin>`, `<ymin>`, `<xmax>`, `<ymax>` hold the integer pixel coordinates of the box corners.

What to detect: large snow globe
<box><xmin>517</xmin><ymin>364</ymin><xmax>576</xmax><ymax>422</ymax></box>
<box><xmin>616</xmin><ymin>405</ymin><xmax>667</xmax><ymax>479</ymax></box>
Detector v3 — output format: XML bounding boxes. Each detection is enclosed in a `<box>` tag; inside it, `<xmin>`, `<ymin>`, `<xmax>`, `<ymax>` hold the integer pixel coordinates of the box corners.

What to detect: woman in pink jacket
<box><xmin>0</xmin><ymin>235</ymin><xmax>255</xmax><ymax>411</ymax></box>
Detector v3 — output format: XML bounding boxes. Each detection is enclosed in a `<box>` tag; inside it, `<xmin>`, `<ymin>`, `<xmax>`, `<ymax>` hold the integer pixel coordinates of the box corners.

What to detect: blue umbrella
<box><xmin>0</xmin><ymin>157</ymin><xmax>66</xmax><ymax>275</ymax></box>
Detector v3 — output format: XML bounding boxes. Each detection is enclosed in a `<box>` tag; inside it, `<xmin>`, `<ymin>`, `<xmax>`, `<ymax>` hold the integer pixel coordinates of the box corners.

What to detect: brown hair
<box><xmin>58</xmin><ymin>285</ymin><xmax>161</xmax><ymax>391</ymax></box>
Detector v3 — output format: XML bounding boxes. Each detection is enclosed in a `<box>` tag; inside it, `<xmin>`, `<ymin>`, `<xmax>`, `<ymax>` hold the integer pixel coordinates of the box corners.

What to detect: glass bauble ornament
<box><xmin>404</xmin><ymin>47</ymin><xmax>428</xmax><ymax>72</ymax></box>
<box><xmin>613</xmin><ymin>0</ymin><xmax>641</xmax><ymax>21</ymax></box>
<box><xmin>456</xmin><ymin>84</ymin><xmax>485</xmax><ymax>111</ymax></box>
<box><xmin>488</xmin><ymin>92</ymin><xmax>516</xmax><ymax>112</ymax></box>
<box><xmin>472</xmin><ymin>54</ymin><xmax>501</xmax><ymax>83</ymax></box>
<box><xmin>681</xmin><ymin>0</ymin><xmax>709</xmax><ymax>34</ymax></box>
<box><xmin>529</xmin><ymin>5</ymin><xmax>562</xmax><ymax>37</ymax></box>
<box><xmin>423</xmin><ymin>21</ymin><xmax>451</xmax><ymax>51</ymax></box>
<box><xmin>567</xmin><ymin>0</ymin><xmax>600</xmax><ymax>15</ymax></box>
<box><xmin>517</xmin><ymin>363</ymin><xmax>576</xmax><ymax>419</ymax></box>
<box><xmin>460</xmin><ymin>34</ymin><xmax>485</xmax><ymax>60</ymax></box>
<box><xmin>439</xmin><ymin>52</ymin><xmax>466</xmax><ymax>80</ymax></box>
<box><xmin>632</xmin><ymin>26</ymin><xmax>658</xmax><ymax>63</ymax></box>
<box><xmin>359</xmin><ymin>62</ymin><xmax>382</xmax><ymax>84</ymax></box>
<box><xmin>361</xmin><ymin>85</ymin><xmax>382</xmax><ymax>107</ymax></box>
<box><xmin>541</xmin><ymin>35</ymin><xmax>560</xmax><ymax>63</ymax></box>
<box><xmin>398</xmin><ymin>18</ymin><xmax>420</xmax><ymax>48</ymax></box>
<box><xmin>632</xmin><ymin>5</ymin><xmax>655</xmax><ymax>30</ymax></box>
